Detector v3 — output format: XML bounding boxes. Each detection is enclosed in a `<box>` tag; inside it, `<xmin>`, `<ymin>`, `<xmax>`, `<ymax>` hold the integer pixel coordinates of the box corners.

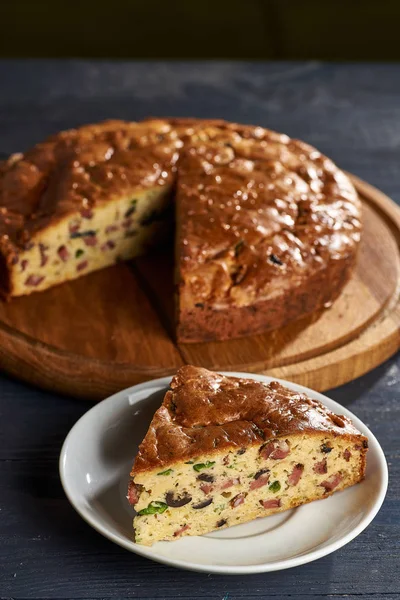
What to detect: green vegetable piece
<box><xmin>75</xmin><ymin>249</ymin><xmax>84</xmax><ymax>258</ymax></box>
<box><xmin>193</xmin><ymin>461</ymin><xmax>216</xmax><ymax>472</ymax></box>
<box><xmin>137</xmin><ymin>501</ymin><xmax>168</xmax><ymax>516</ymax></box>
<box><xmin>131</xmin><ymin>199</ymin><xmax>138</xmax><ymax>205</ymax></box>
<box><xmin>157</xmin><ymin>468</ymin><xmax>173</xmax><ymax>476</ymax></box>
<box><xmin>269</xmin><ymin>481</ymin><xmax>281</xmax><ymax>493</ymax></box>
<box><xmin>185</xmin><ymin>460</ymin><xmax>194</xmax><ymax>464</ymax></box>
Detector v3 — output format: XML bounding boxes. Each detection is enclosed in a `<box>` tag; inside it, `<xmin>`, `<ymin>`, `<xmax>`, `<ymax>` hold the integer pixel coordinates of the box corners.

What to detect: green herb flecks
<box><xmin>157</xmin><ymin>468</ymin><xmax>173</xmax><ymax>476</ymax></box>
<box><xmin>193</xmin><ymin>461</ymin><xmax>216</xmax><ymax>472</ymax></box>
<box><xmin>269</xmin><ymin>481</ymin><xmax>281</xmax><ymax>493</ymax></box>
<box><xmin>137</xmin><ymin>501</ymin><xmax>168</xmax><ymax>516</ymax></box>
<box><xmin>75</xmin><ymin>249</ymin><xmax>84</xmax><ymax>258</ymax></box>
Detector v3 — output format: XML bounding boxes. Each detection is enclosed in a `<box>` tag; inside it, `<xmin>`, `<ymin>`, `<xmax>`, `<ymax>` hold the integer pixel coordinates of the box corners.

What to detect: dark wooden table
<box><xmin>0</xmin><ymin>61</ymin><xmax>399</xmax><ymax>600</ymax></box>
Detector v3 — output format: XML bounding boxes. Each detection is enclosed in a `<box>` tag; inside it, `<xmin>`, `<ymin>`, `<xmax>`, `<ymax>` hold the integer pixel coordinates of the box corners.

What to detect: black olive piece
<box><xmin>321</xmin><ymin>443</ymin><xmax>333</xmax><ymax>453</ymax></box>
<box><xmin>217</xmin><ymin>519</ymin><xmax>227</xmax><ymax>527</ymax></box>
<box><xmin>254</xmin><ymin>468</ymin><xmax>270</xmax><ymax>480</ymax></box>
<box><xmin>70</xmin><ymin>230</ymin><xmax>96</xmax><ymax>239</ymax></box>
<box><xmin>165</xmin><ymin>491</ymin><xmax>192</xmax><ymax>507</ymax></box>
<box><xmin>193</xmin><ymin>498</ymin><xmax>213</xmax><ymax>510</ymax></box>
<box><xmin>269</xmin><ymin>253</ymin><xmax>283</xmax><ymax>266</ymax></box>
<box><xmin>197</xmin><ymin>473</ymin><xmax>214</xmax><ymax>483</ymax></box>
<box><xmin>195</xmin><ymin>302</ymin><xmax>204</xmax><ymax>308</ymax></box>
<box><xmin>237</xmin><ymin>448</ymin><xmax>246</xmax><ymax>455</ymax></box>
<box><xmin>124</xmin><ymin>206</ymin><xmax>137</xmax><ymax>218</ymax></box>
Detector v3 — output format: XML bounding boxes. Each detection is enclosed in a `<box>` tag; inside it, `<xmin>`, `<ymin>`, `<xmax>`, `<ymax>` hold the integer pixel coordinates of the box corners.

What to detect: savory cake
<box><xmin>0</xmin><ymin>118</ymin><xmax>361</xmax><ymax>342</ymax></box>
<box><xmin>0</xmin><ymin>120</ymin><xmax>178</xmax><ymax>297</ymax></box>
<box><xmin>128</xmin><ymin>366</ymin><xmax>368</xmax><ymax>546</ymax></box>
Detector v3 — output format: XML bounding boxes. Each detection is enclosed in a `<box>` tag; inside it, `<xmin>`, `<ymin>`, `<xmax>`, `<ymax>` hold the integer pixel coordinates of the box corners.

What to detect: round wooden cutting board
<box><xmin>0</xmin><ymin>174</ymin><xmax>399</xmax><ymax>400</ymax></box>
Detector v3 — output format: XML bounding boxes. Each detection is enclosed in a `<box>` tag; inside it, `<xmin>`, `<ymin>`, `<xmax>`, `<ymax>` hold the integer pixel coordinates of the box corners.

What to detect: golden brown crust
<box><xmin>0</xmin><ymin>118</ymin><xmax>361</xmax><ymax>341</ymax></box>
<box><xmin>0</xmin><ymin>119</ymin><xmax>180</xmax><ymax>258</ymax></box>
<box><xmin>132</xmin><ymin>366</ymin><xmax>367</xmax><ymax>474</ymax></box>
<box><xmin>172</xmin><ymin>120</ymin><xmax>361</xmax><ymax>338</ymax></box>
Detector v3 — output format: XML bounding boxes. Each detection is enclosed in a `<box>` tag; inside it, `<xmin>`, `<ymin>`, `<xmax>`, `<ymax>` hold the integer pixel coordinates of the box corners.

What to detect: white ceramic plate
<box><xmin>59</xmin><ymin>373</ymin><xmax>388</xmax><ymax>574</ymax></box>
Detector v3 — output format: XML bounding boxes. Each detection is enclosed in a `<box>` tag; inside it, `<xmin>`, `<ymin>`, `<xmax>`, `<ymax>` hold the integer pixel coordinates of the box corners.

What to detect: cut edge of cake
<box><xmin>3</xmin><ymin>184</ymin><xmax>173</xmax><ymax>297</ymax></box>
<box><xmin>127</xmin><ymin>366</ymin><xmax>368</xmax><ymax>546</ymax></box>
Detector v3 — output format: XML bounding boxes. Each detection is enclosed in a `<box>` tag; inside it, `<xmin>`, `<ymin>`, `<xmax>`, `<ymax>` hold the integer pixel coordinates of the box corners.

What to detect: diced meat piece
<box><xmin>76</xmin><ymin>260</ymin><xmax>88</xmax><ymax>272</ymax></box>
<box><xmin>200</xmin><ymin>484</ymin><xmax>213</xmax><ymax>495</ymax></box>
<box><xmin>250</xmin><ymin>473</ymin><xmax>270</xmax><ymax>491</ymax></box>
<box><xmin>57</xmin><ymin>245</ymin><xmax>69</xmax><ymax>262</ymax></box>
<box><xmin>25</xmin><ymin>274</ymin><xmax>44</xmax><ymax>286</ymax></box>
<box><xmin>101</xmin><ymin>240</ymin><xmax>116</xmax><ymax>251</ymax></box>
<box><xmin>287</xmin><ymin>463</ymin><xmax>304</xmax><ymax>486</ymax></box>
<box><xmin>260</xmin><ymin>498</ymin><xmax>281</xmax><ymax>509</ymax></box>
<box><xmin>83</xmin><ymin>235</ymin><xmax>97</xmax><ymax>247</ymax></box>
<box><xmin>80</xmin><ymin>208</ymin><xmax>93</xmax><ymax>219</ymax></box>
<box><xmin>69</xmin><ymin>220</ymin><xmax>80</xmax><ymax>233</ymax></box>
<box><xmin>10</xmin><ymin>254</ymin><xmax>19</xmax><ymax>265</ymax></box>
<box><xmin>105</xmin><ymin>224</ymin><xmax>119</xmax><ymax>234</ymax></box>
<box><xmin>127</xmin><ymin>481</ymin><xmax>140</xmax><ymax>506</ymax></box>
<box><xmin>343</xmin><ymin>449</ymin><xmax>351</xmax><ymax>462</ymax></box>
<box><xmin>230</xmin><ymin>493</ymin><xmax>246</xmax><ymax>508</ymax></box>
<box><xmin>39</xmin><ymin>243</ymin><xmax>48</xmax><ymax>266</ymax></box>
<box><xmin>21</xmin><ymin>259</ymin><xmax>28</xmax><ymax>272</ymax></box>
<box><xmin>221</xmin><ymin>478</ymin><xmax>240</xmax><ymax>490</ymax></box>
<box><xmin>320</xmin><ymin>472</ymin><xmax>343</xmax><ymax>493</ymax></box>
<box><xmin>260</xmin><ymin>439</ymin><xmax>290</xmax><ymax>460</ymax></box>
<box><xmin>173</xmin><ymin>524</ymin><xmax>190</xmax><ymax>537</ymax></box>
<box><xmin>313</xmin><ymin>458</ymin><xmax>327</xmax><ymax>474</ymax></box>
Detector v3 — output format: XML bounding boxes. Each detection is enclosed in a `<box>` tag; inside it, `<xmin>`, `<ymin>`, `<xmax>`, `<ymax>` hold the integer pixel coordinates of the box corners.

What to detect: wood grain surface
<box><xmin>0</xmin><ymin>175</ymin><xmax>398</xmax><ymax>399</ymax></box>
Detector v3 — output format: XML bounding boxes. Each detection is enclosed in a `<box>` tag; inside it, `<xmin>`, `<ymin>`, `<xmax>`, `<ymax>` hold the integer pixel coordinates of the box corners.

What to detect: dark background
<box><xmin>1</xmin><ymin>0</ymin><xmax>400</xmax><ymax>61</ymax></box>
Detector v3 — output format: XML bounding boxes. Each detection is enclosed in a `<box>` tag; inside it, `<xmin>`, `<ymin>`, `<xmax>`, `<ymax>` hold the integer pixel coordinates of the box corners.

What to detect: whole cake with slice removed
<box><xmin>0</xmin><ymin>118</ymin><xmax>361</xmax><ymax>342</ymax></box>
<box><xmin>127</xmin><ymin>366</ymin><xmax>368</xmax><ymax>546</ymax></box>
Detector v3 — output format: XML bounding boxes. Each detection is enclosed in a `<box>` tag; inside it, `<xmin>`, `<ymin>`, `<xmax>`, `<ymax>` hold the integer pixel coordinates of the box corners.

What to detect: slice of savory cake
<box><xmin>128</xmin><ymin>366</ymin><xmax>368</xmax><ymax>546</ymax></box>
<box><xmin>0</xmin><ymin>120</ymin><xmax>178</xmax><ymax>297</ymax></box>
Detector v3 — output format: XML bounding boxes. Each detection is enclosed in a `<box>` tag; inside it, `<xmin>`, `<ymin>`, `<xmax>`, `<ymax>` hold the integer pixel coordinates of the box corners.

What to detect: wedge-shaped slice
<box><xmin>128</xmin><ymin>366</ymin><xmax>368</xmax><ymax>546</ymax></box>
<box><xmin>0</xmin><ymin>119</ymin><xmax>177</xmax><ymax>297</ymax></box>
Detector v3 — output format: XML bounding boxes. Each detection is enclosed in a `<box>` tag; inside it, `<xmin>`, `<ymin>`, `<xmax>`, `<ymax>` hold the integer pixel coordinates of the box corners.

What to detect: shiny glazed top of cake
<box><xmin>0</xmin><ymin>118</ymin><xmax>361</xmax><ymax>307</ymax></box>
<box><xmin>132</xmin><ymin>366</ymin><xmax>367</xmax><ymax>474</ymax></box>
